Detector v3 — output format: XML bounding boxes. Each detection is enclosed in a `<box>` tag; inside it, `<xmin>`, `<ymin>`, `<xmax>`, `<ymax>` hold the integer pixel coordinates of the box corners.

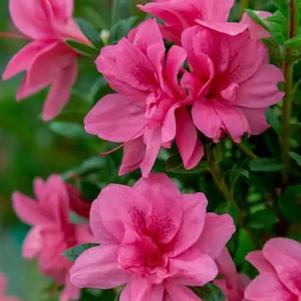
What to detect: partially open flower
<box><xmin>245</xmin><ymin>238</ymin><xmax>301</xmax><ymax>301</ymax></box>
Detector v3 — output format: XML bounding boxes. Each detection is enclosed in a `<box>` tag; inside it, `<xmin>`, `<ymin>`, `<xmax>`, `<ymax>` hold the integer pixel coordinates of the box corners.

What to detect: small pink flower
<box><xmin>245</xmin><ymin>237</ymin><xmax>301</xmax><ymax>301</ymax></box>
<box><xmin>12</xmin><ymin>175</ymin><xmax>92</xmax><ymax>301</ymax></box>
<box><xmin>70</xmin><ymin>173</ymin><xmax>235</xmax><ymax>301</ymax></box>
<box><xmin>0</xmin><ymin>273</ymin><xmax>20</xmax><ymax>301</ymax></box>
<box><xmin>139</xmin><ymin>0</ymin><xmax>247</xmax><ymax>43</ymax></box>
<box><xmin>84</xmin><ymin>19</ymin><xmax>203</xmax><ymax>177</ymax></box>
<box><xmin>214</xmin><ymin>249</ymin><xmax>249</xmax><ymax>301</ymax></box>
<box><xmin>2</xmin><ymin>0</ymin><xmax>88</xmax><ymax>121</ymax></box>
<box><xmin>182</xmin><ymin>25</ymin><xmax>284</xmax><ymax>143</ymax></box>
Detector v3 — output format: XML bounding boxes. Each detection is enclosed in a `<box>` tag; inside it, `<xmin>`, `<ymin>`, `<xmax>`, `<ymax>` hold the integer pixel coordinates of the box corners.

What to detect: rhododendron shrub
<box><xmin>1</xmin><ymin>0</ymin><xmax>301</xmax><ymax>301</ymax></box>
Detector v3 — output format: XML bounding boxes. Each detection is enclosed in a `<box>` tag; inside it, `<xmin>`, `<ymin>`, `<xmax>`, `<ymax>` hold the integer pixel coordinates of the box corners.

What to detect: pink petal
<box><xmin>164</xmin><ymin>45</ymin><xmax>186</xmax><ymax>96</ymax></box>
<box><xmin>89</xmin><ymin>192</ymin><xmax>121</xmax><ymax>244</ymax></box>
<box><xmin>246</xmin><ymin>251</ymin><xmax>275</xmax><ymax>274</ymax></box>
<box><xmin>12</xmin><ymin>192</ymin><xmax>47</xmax><ymax>225</ymax></box>
<box><xmin>197</xmin><ymin>213</ymin><xmax>235</xmax><ymax>259</ymax></box>
<box><xmin>165</xmin><ymin>282</ymin><xmax>201</xmax><ymax>301</ymax></box>
<box><xmin>192</xmin><ymin>100</ymin><xmax>223</xmax><ymax>141</ymax></box>
<box><xmin>119</xmin><ymin>138</ymin><xmax>146</xmax><ymax>176</ymax></box>
<box><xmin>91</xmin><ymin>184</ymin><xmax>149</xmax><ymax>243</ymax></box>
<box><xmin>213</xmin><ymin>101</ymin><xmax>250</xmax><ymax>143</ymax></box>
<box><xmin>169</xmin><ymin>192</ymin><xmax>208</xmax><ymax>257</ymax></box>
<box><xmin>134</xmin><ymin>173</ymin><xmax>181</xmax><ymax>201</ymax></box>
<box><xmin>237</xmin><ymin>64</ymin><xmax>284</xmax><ymax>109</ymax></box>
<box><xmin>169</xmin><ymin>247</ymin><xmax>218</xmax><ymax>286</ymax></box>
<box><xmin>133</xmin><ymin>173</ymin><xmax>183</xmax><ymax>244</ymax></box>
<box><xmin>240</xmin><ymin>107</ymin><xmax>269</xmax><ymax>135</ymax></box>
<box><xmin>60</xmin><ymin>275</ymin><xmax>80</xmax><ymax>301</ymax></box>
<box><xmin>84</xmin><ymin>94</ymin><xmax>146</xmax><ymax>143</ymax></box>
<box><xmin>197</xmin><ymin>20</ymin><xmax>248</xmax><ymax>36</ymax></box>
<box><xmin>244</xmin><ymin>274</ymin><xmax>294</xmax><ymax>301</ymax></box>
<box><xmin>22</xmin><ymin>227</ymin><xmax>42</xmax><ymax>259</ymax></box>
<box><xmin>17</xmin><ymin>42</ymin><xmax>76</xmax><ymax>101</ymax></box>
<box><xmin>263</xmin><ymin>238</ymin><xmax>301</xmax><ymax>295</ymax></box>
<box><xmin>140</xmin><ymin>127</ymin><xmax>162</xmax><ymax>177</ymax></box>
<box><xmin>138</xmin><ymin>1</ymin><xmax>199</xmax><ymax>43</ymax></box>
<box><xmin>2</xmin><ymin>41</ymin><xmax>44</xmax><ymax>80</ymax></box>
<box><xmin>9</xmin><ymin>0</ymin><xmax>54</xmax><ymax>39</ymax></box>
<box><xmin>42</xmin><ymin>58</ymin><xmax>77</xmax><ymax>121</ymax></box>
<box><xmin>70</xmin><ymin>245</ymin><xmax>129</xmax><ymax>289</ymax></box>
<box><xmin>120</xmin><ymin>278</ymin><xmax>164</xmax><ymax>301</ymax></box>
<box><xmin>176</xmin><ymin>107</ymin><xmax>204</xmax><ymax>169</ymax></box>
<box><xmin>199</xmin><ymin>0</ymin><xmax>234</xmax><ymax>21</ymax></box>
<box><xmin>129</xmin><ymin>19</ymin><xmax>164</xmax><ymax>55</ymax></box>
<box><xmin>43</xmin><ymin>175</ymin><xmax>70</xmax><ymax>224</ymax></box>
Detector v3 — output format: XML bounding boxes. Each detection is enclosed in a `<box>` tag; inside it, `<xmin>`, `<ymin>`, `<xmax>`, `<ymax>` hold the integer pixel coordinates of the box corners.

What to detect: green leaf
<box><xmin>246</xmin><ymin>9</ymin><xmax>269</xmax><ymax>31</ymax></box>
<box><xmin>249</xmin><ymin>208</ymin><xmax>279</xmax><ymax>229</ymax></box>
<box><xmin>66</xmin><ymin>39</ymin><xmax>99</xmax><ymax>57</ymax></box>
<box><xmin>279</xmin><ymin>185</ymin><xmax>301</xmax><ymax>223</ymax></box>
<box><xmin>289</xmin><ymin>152</ymin><xmax>301</xmax><ymax>167</ymax></box>
<box><xmin>193</xmin><ymin>283</ymin><xmax>225</xmax><ymax>301</ymax></box>
<box><xmin>249</xmin><ymin>158</ymin><xmax>283</xmax><ymax>172</ymax></box>
<box><xmin>112</xmin><ymin>0</ymin><xmax>132</xmax><ymax>23</ymax></box>
<box><xmin>272</xmin><ymin>0</ymin><xmax>289</xmax><ymax>18</ymax></box>
<box><xmin>62</xmin><ymin>157</ymin><xmax>106</xmax><ymax>179</ymax></box>
<box><xmin>234</xmin><ymin>228</ymin><xmax>255</xmax><ymax>265</ymax></box>
<box><xmin>49</xmin><ymin>121</ymin><xmax>87</xmax><ymax>139</ymax></box>
<box><xmin>75</xmin><ymin>18</ymin><xmax>103</xmax><ymax>48</ymax></box>
<box><xmin>63</xmin><ymin>243</ymin><xmax>99</xmax><ymax>262</ymax></box>
<box><xmin>267</xmin><ymin>11</ymin><xmax>288</xmax><ymax>44</ymax></box>
<box><xmin>285</xmin><ymin>35</ymin><xmax>301</xmax><ymax>48</ymax></box>
<box><xmin>110</xmin><ymin>16</ymin><xmax>138</xmax><ymax>44</ymax></box>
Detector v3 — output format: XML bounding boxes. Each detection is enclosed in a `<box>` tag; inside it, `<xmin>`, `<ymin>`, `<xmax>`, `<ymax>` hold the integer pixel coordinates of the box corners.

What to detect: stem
<box><xmin>236</xmin><ymin>142</ymin><xmax>258</xmax><ymax>159</ymax></box>
<box><xmin>207</xmin><ymin>148</ymin><xmax>240</xmax><ymax>214</ymax></box>
<box><xmin>281</xmin><ymin>0</ymin><xmax>297</xmax><ymax>185</ymax></box>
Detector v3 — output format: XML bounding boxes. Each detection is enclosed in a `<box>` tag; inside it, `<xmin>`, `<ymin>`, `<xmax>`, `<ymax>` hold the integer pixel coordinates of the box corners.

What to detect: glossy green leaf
<box><xmin>63</xmin><ymin>243</ymin><xmax>99</xmax><ymax>262</ymax></box>
<box><xmin>249</xmin><ymin>158</ymin><xmax>283</xmax><ymax>172</ymax></box>
<box><xmin>193</xmin><ymin>283</ymin><xmax>225</xmax><ymax>301</ymax></box>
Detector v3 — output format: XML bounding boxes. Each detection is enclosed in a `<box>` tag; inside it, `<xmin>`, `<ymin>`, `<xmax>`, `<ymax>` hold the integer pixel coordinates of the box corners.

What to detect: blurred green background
<box><xmin>0</xmin><ymin>0</ymin><xmax>294</xmax><ymax>300</ymax></box>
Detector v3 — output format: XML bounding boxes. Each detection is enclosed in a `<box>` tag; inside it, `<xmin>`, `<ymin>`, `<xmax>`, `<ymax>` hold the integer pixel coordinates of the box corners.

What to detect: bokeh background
<box><xmin>0</xmin><ymin>0</ymin><xmax>297</xmax><ymax>300</ymax></box>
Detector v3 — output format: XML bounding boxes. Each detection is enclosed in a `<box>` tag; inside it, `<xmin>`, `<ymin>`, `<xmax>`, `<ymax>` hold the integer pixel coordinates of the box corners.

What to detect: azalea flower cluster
<box><xmin>2</xmin><ymin>0</ymin><xmax>300</xmax><ymax>301</ymax></box>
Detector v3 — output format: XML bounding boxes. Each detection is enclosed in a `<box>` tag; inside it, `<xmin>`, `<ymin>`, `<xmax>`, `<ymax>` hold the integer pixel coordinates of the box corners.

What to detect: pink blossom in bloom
<box><xmin>70</xmin><ymin>173</ymin><xmax>235</xmax><ymax>301</ymax></box>
<box><xmin>2</xmin><ymin>0</ymin><xmax>89</xmax><ymax>121</ymax></box>
<box><xmin>0</xmin><ymin>274</ymin><xmax>20</xmax><ymax>301</ymax></box>
<box><xmin>181</xmin><ymin>25</ymin><xmax>284</xmax><ymax>143</ymax></box>
<box><xmin>214</xmin><ymin>249</ymin><xmax>249</xmax><ymax>301</ymax></box>
<box><xmin>245</xmin><ymin>237</ymin><xmax>301</xmax><ymax>301</ymax></box>
<box><xmin>12</xmin><ymin>175</ymin><xmax>92</xmax><ymax>301</ymax></box>
<box><xmin>84</xmin><ymin>19</ymin><xmax>204</xmax><ymax>177</ymax></box>
<box><xmin>139</xmin><ymin>0</ymin><xmax>247</xmax><ymax>43</ymax></box>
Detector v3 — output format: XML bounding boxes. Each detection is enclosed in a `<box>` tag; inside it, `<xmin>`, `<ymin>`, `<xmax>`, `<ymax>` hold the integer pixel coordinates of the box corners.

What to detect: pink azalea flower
<box><xmin>214</xmin><ymin>249</ymin><xmax>249</xmax><ymax>301</ymax></box>
<box><xmin>181</xmin><ymin>25</ymin><xmax>284</xmax><ymax>143</ymax></box>
<box><xmin>0</xmin><ymin>274</ymin><xmax>20</xmax><ymax>301</ymax></box>
<box><xmin>245</xmin><ymin>237</ymin><xmax>301</xmax><ymax>301</ymax></box>
<box><xmin>12</xmin><ymin>175</ymin><xmax>93</xmax><ymax>301</ymax></box>
<box><xmin>70</xmin><ymin>173</ymin><xmax>235</xmax><ymax>301</ymax></box>
<box><xmin>139</xmin><ymin>0</ymin><xmax>247</xmax><ymax>43</ymax></box>
<box><xmin>84</xmin><ymin>19</ymin><xmax>204</xmax><ymax>177</ymax></box>
<box><xmin>2</xmin><ymin>0</ymin><xmax>89</xmax><ymax>121</ymax></box>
